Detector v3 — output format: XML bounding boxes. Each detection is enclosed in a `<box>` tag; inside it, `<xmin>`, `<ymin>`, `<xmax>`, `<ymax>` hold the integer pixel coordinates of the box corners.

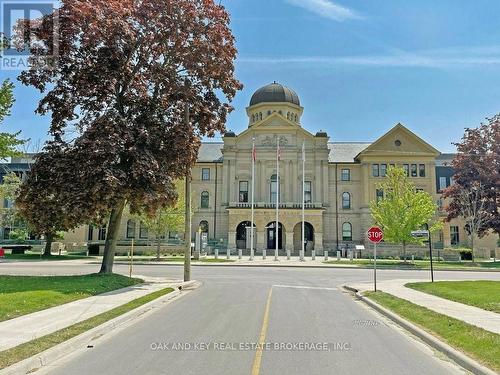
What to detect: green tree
<box><xmin>134</xmin><ymin>180</ymin><xmax>185</xmax><ymax>259</ymax></box>
<box><xmin>0</xmin><ymin>172</ymin><xmax>23</xmax><ymax>238</ymax></box>
<box><xmin>0</xmin><ymin>80</ymin><xmax>25</xmax><ymax>159</ymax></box>
<box><xmin>370</xmin><ymin>167</ymin><xmax>442</xmax><ymax>261</ymax></box>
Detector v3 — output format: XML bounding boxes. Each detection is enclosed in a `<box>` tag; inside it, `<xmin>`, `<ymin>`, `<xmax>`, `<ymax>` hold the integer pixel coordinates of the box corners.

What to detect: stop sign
<box><xmin>367</xmin><ymin>227</ymin><xmax>383</xmax><ymax>243</ymax></box>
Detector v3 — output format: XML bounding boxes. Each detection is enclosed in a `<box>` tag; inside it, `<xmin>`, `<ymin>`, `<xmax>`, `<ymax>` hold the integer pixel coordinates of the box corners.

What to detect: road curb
<box><xmin>343</xmin><ymin>285</ymin><xmax>497</xmax><ymax>375</ymax></box>
<box><xmin>0</xmin><ymin>280</ymin><xmax>202</xmax><ymax>375</ymax></box>
<box><xmin>108</xmin><ymin>261</ymin><xmax>500</xmax><ymax>272</ymax></box>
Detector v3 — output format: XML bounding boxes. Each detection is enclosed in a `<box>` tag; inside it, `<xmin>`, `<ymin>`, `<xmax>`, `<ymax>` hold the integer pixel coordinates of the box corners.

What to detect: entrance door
<box><xmin>267</xmin><ymin>223</ymin><xmax>282</xmax><ymax>249</ymax></box>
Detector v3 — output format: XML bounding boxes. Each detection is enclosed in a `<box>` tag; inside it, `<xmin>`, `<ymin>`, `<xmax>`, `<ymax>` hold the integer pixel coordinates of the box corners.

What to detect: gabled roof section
<box><xmin>197</xmin><ymin>142</ymin><xmax>223</xmax><ymax>162</ymax></box>
<box><xmin>328</xmin><ymin>142</ymin><xmax>371</xmax><ymax>163</ymax></box>
<box><xmin>238</xmin><ymin>111</ymin><xmax>315</xmax><ymax>140</ymax></box>
<box><xmin>356</xmin><ymin>123</ymin><xmax>440</xmax><ymax>159</ymax></box>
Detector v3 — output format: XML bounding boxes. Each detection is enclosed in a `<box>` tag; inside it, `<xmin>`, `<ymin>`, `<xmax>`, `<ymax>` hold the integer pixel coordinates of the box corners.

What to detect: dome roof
<box><xmin>250</xmin><ymin>82</ymin><xmax>300</xmax><ymax>106</ymax></box>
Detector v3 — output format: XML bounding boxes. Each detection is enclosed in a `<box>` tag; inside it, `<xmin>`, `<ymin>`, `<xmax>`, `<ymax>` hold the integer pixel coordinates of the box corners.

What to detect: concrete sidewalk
<box><xmin>0</xmin><ymin>275</ymin><xmax>182</xmax><ymax>351</ymax></box>
<box><xmin>348</xmin><ymin>279</ymin><xmax>500</xmax><ymax>335</ymax></box>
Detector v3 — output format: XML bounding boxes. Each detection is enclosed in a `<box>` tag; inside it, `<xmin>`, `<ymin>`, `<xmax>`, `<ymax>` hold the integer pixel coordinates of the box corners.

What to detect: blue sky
<box><xmin>3</xmin><ymin>0</ymin><xmax>500</xmax><ymax>152</ymax></box>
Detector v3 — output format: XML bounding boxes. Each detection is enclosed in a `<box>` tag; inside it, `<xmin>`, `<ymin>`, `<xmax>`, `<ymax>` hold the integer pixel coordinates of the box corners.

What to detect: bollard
<box><xmin>349</xmin><ymin>250</ymin><xmax>353</xmax><ymax>261</ymax></box>
<box><xmin>337</xmin><ymin>250</ymin><xmax>341</xmax><ymax>261</ymax></box>
<box><xmin>227</xmin><ymin>249</ymin><xmax>231</xmax><ymax>260</ymax></box>
<box><xmin>311</xmin><ymin>250</ymin><xmax>316</xmax><ymax>260</ymax></box>
<box><xmin>324</xmin><ymin>250</ymin><xmax>328</xmax><ymax>261</ymax></box>
<box><xmin>411</xmin><ymin>254</ymin><xmax>414</xmax><ymax>264</ymax></box>
<box><xmin>355</xmin><ymin>252</ymin><xmax>358</xmax><ymax>259</ymax></box>
<box><xmin>286</xmin><ymin>249</ymin><xmax>291</xmax><ymax>260</ymax></box>
<box><xmin>299</xmin><ymin>249</ymin><xmax>304</xmax><ymax>262</ymax></box>
<box><xmin>238</xmin><ymin>249</ymin><xmax>242</xmax><ymax>259</ymax></box>
<box><xmin>215</xmin><ymin>248</ymin><xmax>219</xmax><ymax>259</ymax></box>
<box><xmin>263</xmin><ymin>249</ymin><xmax>266</xmax><ymax>260</ymax></box>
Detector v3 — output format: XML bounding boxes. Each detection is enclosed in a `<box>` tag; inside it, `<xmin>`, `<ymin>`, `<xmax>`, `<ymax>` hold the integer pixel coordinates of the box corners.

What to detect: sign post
<box><xmin>411</xmin><ymin>229</ymin><xmax>434</xmax><ymax>282</ymax></box>
<box><xmin>367</xmin><ymin>227</ymin><xmax>383</xmax><ymax>292</ymax></box>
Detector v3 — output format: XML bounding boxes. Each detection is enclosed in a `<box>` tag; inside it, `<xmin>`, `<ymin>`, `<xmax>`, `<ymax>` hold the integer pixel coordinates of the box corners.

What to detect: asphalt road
<box><xmin>2</xmin><ymin>261</ymin><xmax>499</xmax><ymax>375</ymax></box>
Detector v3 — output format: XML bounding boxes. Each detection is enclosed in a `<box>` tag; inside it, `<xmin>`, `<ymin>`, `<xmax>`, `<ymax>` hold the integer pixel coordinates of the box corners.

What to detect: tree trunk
<box><xmin>99</xmin><ymin>199</ymin><xmax>126</xmax><ymax>274</ymax></box>
<box><xmin>43</xmin><ymin>233</ymin><xmax>54</xmax><ymax>257</ymax></box>
<box><xmin>156</xmin><ymin>235</ymin><xmax>161</xmax><ymax>260</ymax></box>
<box><xmin>470</xmin><ymin>234</ymin><xmax>475</xmax><ymax>263</ymax></box>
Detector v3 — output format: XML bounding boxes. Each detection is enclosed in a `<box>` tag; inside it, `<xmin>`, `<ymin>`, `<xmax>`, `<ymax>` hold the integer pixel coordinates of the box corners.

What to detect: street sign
<box><xmin>367</xmin><ymin>227</ymin><xmax>383</xmax><ymax>243</ymax></box>
<box><xmin>367</xmin><ymin>227</ymin><xmax>383</xmax><ymax>292</ymax></box>
<box><xmin>411</xmin><ymin>230</ymin><xmax>429</xmax><ymax>239</ymax></box>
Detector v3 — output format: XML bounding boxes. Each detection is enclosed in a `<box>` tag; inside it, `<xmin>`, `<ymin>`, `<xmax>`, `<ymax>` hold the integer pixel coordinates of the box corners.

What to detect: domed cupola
<box><xmin>250</xmin><ymin>82</ymin><xmax>300</xmax><ymax>106</ymax></box>
<box><xmin>247</xmin><ymin>82</ymin><xmax>303</xmax><ymax>127</ymax></box>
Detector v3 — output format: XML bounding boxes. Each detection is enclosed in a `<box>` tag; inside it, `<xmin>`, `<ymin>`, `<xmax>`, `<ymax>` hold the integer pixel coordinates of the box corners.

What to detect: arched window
<box><xmin>270</xmin><ymin>174</ymin><xmax>280</xmax><ymax>203</ymax></box>
<box><xmin>278</xmin><ymin>110</ymin><xmax>282</xmax><ymax>115</ymax></box>
<box><xmin>259</xmin><ymin>112</ymin><xmax>262</xmax><ymax>120</ymax></box>
<box><xmin>126</xmin><ymin>219</ymin><xmax>136</xmax><ymax>239</ymax></box>
<box><xmin>342</xmin><ymin>192</ymin><xmax>351</xmax><ymax>209</ymax></box>
<box><xmin>199</xmin><ymin>220</ymin><xmax>209</xmax><ymax>234</ymax></box>
<box><xmin>286</xmin><ymin>112</ymin><xmax>290</xmax><ymax>119</ymax></box>
<box><xmin>342</xmin><ymin>223</ymin><xmax>352</xmax><ymax>241</ymax></box>
<box><xmin>294</xmin><ymin>114</ymin><xmax>298</xmax><ymax>122</ymax></box>
<box><xmin>139</xmin><ymin>221</ymin><xmax>148</xmax><ymax>239</ymax></box>
<box><xmin>251</xmin><ymin>114</ymin><xmax>255</xmax><ymax>122</ymax></box>
<box><xmin>201</xmin><ymin>191</ymin><xmax>209</xmax><ymax>208</ymax></box>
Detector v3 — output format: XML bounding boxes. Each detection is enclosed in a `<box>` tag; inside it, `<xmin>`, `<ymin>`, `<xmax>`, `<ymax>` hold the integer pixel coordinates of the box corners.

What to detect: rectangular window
<box><xmin>304</xmin><ymin>181</ymin><xmax>312</xmax><ymax>203</ymax></box>
<box><xmin>450</xmin><ymin>226</ymin><xmax>459</xmax><ymax>245</ymax></box>
<box><xmin>411</xmin><ymin>164</ymin><xmax>418</xmax><ymax>177</ymax></box>
<box><xmin>341</xmin><ymin>169</ymin><xmax>350</xmax><ymax>181</ymax></box>
<box><xmin>389</xmin><ymin>163</ymin><xmax>395</xmax><ymax>169</ymax></box>
<box><xmin>98</xmin><ymin>226</ymin><xmax>106</xmax><ymax>241</ymax></box>
<box><xmin>201</xmin><ymin>168</ymin><xmax>210</xmax><ymax>181</ymax></box>
<box><xmin>380</xmin><ymin>164</ymin><xmax>387</xmax><ymax>177</ymax></box>
<box><xmin>372</xmin><ymin>164</ymin><xmax>379</xmax><ymax>177</ymax></box>
<box><xmin>439</xmin><ymin>177</ymin><xmax>447</xmax><ymax>191</ymax></box>
<box><xmin>139</xmin><ymin>222</ymin><xmax>148</xmax><ymax>239</ymax></box>
<box><xmin>87</xmin><ymin>225</ymin><xmax>93</xmax><ymax>241</ymax></box>
<box><xmin>239</xmin><ymin>181</ymin><xmax>248</xmax><ymax>203</ymax></box>
<box><xmin>376</xmin><ymin>189</ymin><xmax>384</xmax><ymax>202</ymax></box>
<box><xmin>403</xmin><ymin>164</ymin><xmax>409</xmax><ymax>177</ymax></box>
<box><xmin>419</xmin><ymin>164</ymin><xmax>426</xmax><ymax>177</ymax></box>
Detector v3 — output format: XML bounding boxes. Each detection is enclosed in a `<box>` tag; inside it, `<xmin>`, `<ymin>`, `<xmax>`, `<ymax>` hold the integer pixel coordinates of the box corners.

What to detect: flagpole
<box><xmin>301</xmin><ymin>141</ymin><xmax>305</xmax><ymax>261</ymax></box>
<box><xmin>250</xmin><ymin>138</ymin><xmax>255</xmax><ymax>261</ymax></box>
<box><xmin>275</xmin><ymin>137</ymin><xmax>279</xmax><ymax>261</ymax></box>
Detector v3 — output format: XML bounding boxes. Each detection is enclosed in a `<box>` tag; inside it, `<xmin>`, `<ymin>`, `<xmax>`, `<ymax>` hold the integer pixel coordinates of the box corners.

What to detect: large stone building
<box><xmin>0</xmin><ymin>83</ymin><xmax>497</xmax><ymax>254</ymax></box>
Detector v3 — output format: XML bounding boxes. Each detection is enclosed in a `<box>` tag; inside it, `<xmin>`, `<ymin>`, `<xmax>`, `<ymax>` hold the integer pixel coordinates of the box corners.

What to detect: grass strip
<box><xmin>364</xmin><ymin>291</ymin><xmax>500</xmax><ymax>372</ymax></box>
<box><xmin>0</xmin><ymin>287</ymin><xmax>174</xmax><ymax>370</ymax></box>
<box><xmin>0</xmin><ymin>274</ymin><xmax>143</xmax><ymax>322</ymax></box>
<box><xmin>406</xmin><ymin>281</ymin><xmax>500</xmax><ymax>313</ymax></box>
<box><xmin>323</xmin><ymin>260</ymin><xmax>500</xmax><ymax>270</ymax></box>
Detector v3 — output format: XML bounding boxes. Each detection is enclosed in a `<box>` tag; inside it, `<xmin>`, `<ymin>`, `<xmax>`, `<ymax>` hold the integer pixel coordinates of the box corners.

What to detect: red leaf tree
<box><xmin>444</xmin><ymin>115</ymin><xmax>500</xmax><ymax>256</ymax></box>
<box><xmin>17</xmin><ymin>0</ymin><xmax>242</xmax><ymax>272</ymax></box>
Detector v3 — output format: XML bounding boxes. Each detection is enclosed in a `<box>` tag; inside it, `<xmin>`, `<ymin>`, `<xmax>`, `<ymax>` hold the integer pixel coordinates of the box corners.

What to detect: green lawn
<box><xmin>0</xmin><ymin>274</ymin><xmax>142</xmax><ymax>322</ymax></box>
<box><xmin>364</xmin><ymin>291</ymin><xmax>500</xmax><ymax>372</ymax></box>
<box><xmin>0</xmin><ymin>287</ymin><xmax>173</xmax><ymax>370</ymax></box>
<box><xmin>323</xmin><ymin>259</ymin><xmax>500</xmax><ymax>270</ymax></box>
<box><xmin>114</xmin><ymin>256</ymin><xmax>234</xmax><ymax>263</ymax></box>
<box><xmin>4</xmin><ymin>253</ymin><xmax>90</xmax><ymax>261</ymax></box>
<box><xmin>406</xmin><ymin>281</ymin><xmax>500</xmax><ymax>313</ymax></box>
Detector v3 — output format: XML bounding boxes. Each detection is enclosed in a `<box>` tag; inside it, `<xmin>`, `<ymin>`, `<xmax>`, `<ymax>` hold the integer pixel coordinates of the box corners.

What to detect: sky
<box><xmin>3</xmin><ymin>0</ymin><xmax>500</xmax><ymax>152</ymax></box>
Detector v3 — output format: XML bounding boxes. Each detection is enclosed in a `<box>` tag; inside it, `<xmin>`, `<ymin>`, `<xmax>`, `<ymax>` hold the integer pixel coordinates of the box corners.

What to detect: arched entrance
<box><xmin>236</xmin><ymin>221</ymin><xmax>256</xmax><ymax>249</ymax></box>
<box><xmin>266</xmin><ymin>222</ymin><xmax>284</xmax><ymax>250</ymax></box>
<box><xmin>293</xmin><ymin>222</ymin><xmax>314</xmax><ymax>251</ymax></box>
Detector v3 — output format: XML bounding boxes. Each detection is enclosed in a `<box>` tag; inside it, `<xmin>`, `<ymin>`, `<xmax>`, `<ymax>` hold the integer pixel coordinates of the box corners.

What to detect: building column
<box><xmin>315</xmin><ymin>232</ymin><xmax>324</xmax><ymax>251</ymax></box>
<box><xmin>285</xmin><ymin>232</ymin><xmax>294</xmax><ymax>253</ymax></box>
<box><xmin>227</xmin><ymin>231</ymin><xmax>236</xmax><ymax>250</ymax></box>
<box><xmin>443</xmin><ymin>224</ymin><xmax>451</xmax><ymax>247</ymax></box>
<box><xmin>257</xmin><ymin>230</ymin><xmax>266</xmax><ymax>251</ymax></box>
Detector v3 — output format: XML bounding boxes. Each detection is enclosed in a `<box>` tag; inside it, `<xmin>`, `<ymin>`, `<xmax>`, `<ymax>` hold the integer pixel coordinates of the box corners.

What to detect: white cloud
<box><xmin>285</xmin><ymin>0</ymin><xmax>363</xmax><ymax>22</ymax></box>
<box><xmin>239</xmin><ymin>46</ymin><xmax>500</xmax><ymax>68</ymax></box>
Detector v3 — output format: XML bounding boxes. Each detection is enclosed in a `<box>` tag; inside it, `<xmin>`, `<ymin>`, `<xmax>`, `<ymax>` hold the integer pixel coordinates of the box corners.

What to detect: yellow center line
<box><xmin>251</xmin><ymin>287</ymin><xmax>273</xmax><ymax>375</ymax></box>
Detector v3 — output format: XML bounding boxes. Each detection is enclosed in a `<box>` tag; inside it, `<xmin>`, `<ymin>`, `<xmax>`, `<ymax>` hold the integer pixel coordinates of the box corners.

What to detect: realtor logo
<box><xmin>0</xmin><ymin>1</ymin><xmax>58</xmax><ymax>70</ymax></box>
